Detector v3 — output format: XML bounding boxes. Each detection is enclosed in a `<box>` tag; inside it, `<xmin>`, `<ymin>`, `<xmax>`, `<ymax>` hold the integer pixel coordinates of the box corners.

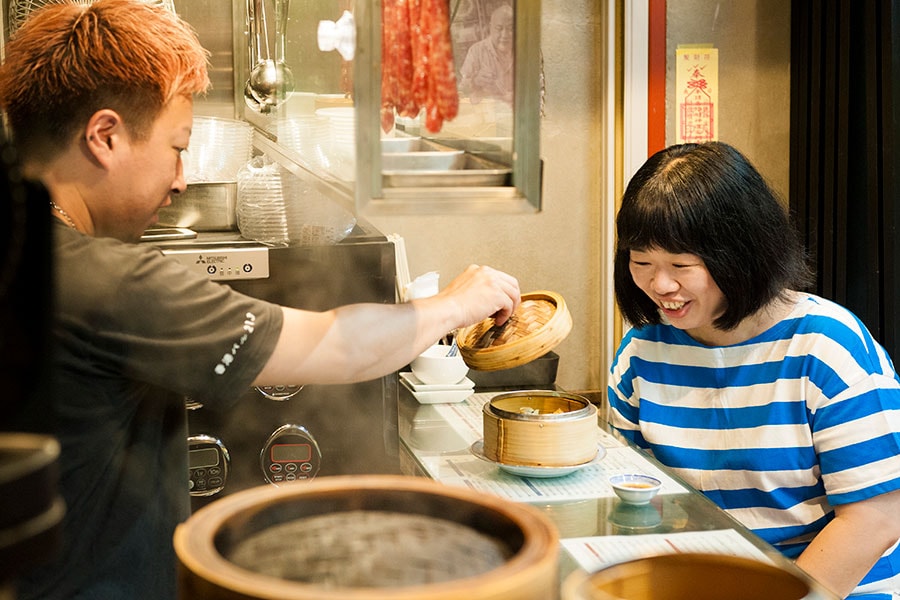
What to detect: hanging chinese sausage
<box><xmin>381</xmin><ymin>0</ymin><xmax>459</xmax><ymax>133</ymax></box>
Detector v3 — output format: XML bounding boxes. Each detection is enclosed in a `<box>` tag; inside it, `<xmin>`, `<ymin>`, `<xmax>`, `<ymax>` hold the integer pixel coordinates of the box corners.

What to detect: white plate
<box><xmin>469</xmin><ymin>440</ymin><xmax>607</xmax><ymax>478</ymax></box>
<box><xmin>399</xmin><ymin>372</ymin><xmax>474</xmax><ymax>392</ymax></box>
<box><xmin>399</xmin><ymin>373</ymin><xmax>474</xmax><ymax>404</ymax></box>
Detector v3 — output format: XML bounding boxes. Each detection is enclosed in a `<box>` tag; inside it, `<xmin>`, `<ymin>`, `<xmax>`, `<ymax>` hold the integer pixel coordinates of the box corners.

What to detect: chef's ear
<box><xmin>83</xmin><ymin>109</ymin><xmax>122</xmax><ymax>165</ymax></box>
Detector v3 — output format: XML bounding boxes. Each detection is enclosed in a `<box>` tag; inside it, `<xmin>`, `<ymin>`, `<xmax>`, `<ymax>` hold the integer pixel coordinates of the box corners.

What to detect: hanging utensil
<box><xmin>244</xmin><ymin>0</ymin><xmax>294</xmax><ymax>113</ymax></box>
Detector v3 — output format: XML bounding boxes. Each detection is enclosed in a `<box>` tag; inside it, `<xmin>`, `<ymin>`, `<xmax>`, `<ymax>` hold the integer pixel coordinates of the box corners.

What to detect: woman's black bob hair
<box><xmin>614</xmin><ymin>141</ymin><xmax>811</xmax><ymax>331</ymax></box>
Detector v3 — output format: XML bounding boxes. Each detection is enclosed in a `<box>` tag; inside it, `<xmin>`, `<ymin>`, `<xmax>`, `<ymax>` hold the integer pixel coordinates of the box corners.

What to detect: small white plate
<box><xmin>469</xmin><ymin>440</ymin><xmax>607</xmax><ymax>478</ymax></box>
<box><xmin>400</xmin><ymin>372</ymin><xmax>474</xmax><ymax>404</ymax></box>
<box><xmin>399</xmin><ymin>372</ymin><xmax>474</xmax><ymax>391</ymax></box>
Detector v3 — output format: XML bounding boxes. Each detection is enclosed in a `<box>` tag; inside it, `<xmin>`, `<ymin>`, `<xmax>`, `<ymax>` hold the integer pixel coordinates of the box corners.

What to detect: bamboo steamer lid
<box><xmin>457</xmin><ymin>290</ymin><xmax>572</xmax><ymax>371</ymax></box>
<box><xmin>482</xmin><ymin>391</ymin><xmax>599</xmax><ymax>467</ymax></box>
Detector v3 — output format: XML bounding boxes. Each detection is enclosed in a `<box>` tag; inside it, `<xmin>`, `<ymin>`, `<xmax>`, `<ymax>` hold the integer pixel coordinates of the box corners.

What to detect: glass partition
<box><xmin>235</xmin><ymin>0</ymin><xmax>542</xmax><ymax>215</ymax></box>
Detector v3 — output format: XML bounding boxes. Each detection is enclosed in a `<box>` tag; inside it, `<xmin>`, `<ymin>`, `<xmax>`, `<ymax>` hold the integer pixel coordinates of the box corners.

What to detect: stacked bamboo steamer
<box><xmin>458</xmin><ymin>290</ymin><xmax>594</xmax><ymax>468</ymax></box>
<box><xmin>456</xmin><ymin>290</ymin><xmax>572</xmax><ymax>372</ymax></box>
<box><xmin>482</xmin><ymin>391</ymin><xmax>599</xmax><ymax>467</ymax></box>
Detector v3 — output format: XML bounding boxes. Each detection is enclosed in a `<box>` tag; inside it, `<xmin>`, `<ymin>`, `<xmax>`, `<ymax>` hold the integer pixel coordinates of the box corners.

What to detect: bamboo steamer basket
<box><xmin>561</xmin><ymin>553</ymin><xmax>837</xmax><ymax>600</ymax></box>
<box><xmin>174</xmin><ymin>475</ymin><xmax>559</xmax><ymax>600</ymax></box>
<box><xmin>457</xmin><ymin>290</ymin><xmax>572</xmax><ymax>371</ymax></box>
<box><xmin>483</xmin><ymin>391</ymin><xmax>599</xmax><ymax>467</ymax></box>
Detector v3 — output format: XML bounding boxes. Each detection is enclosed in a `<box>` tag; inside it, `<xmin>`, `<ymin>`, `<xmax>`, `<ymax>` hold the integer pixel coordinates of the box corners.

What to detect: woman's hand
<box><xmin>795</xmin><ymin>489</ymin><xmax>900</xmax><ymax>598</ymax></box>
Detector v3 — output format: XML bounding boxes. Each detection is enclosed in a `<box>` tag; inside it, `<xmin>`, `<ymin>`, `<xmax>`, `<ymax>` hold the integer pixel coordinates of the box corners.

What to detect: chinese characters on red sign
<box><xmin>677</xmin><ymin>48</ymin><xmax>718</xmax><ymax>143</ymax></box>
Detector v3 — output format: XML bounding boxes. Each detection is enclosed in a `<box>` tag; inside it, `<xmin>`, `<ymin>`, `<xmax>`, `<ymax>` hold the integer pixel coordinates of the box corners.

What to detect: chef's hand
<box><xmin>435</xmin><ymin>264</ymin><xmax>521</xmax><ymax>328</ymax></box>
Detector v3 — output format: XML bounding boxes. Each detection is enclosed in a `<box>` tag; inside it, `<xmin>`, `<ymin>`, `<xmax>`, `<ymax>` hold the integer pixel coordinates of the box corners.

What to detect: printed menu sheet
<box><xmin>562</xmin><ymin>529</ymin><xmax>773</xmax><ymax>573</ymax></box>
<box><xmin>411</xmin><ymin>392</ymin><xmax>689</xmax><ymax>502</ymax></box>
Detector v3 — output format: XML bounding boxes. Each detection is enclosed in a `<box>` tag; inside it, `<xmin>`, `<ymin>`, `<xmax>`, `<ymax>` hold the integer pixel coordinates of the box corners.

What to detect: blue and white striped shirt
<box><xmin>608</xmin><ymin>294</ymin><xmax>900</xmax><ymax>597</ymax></box>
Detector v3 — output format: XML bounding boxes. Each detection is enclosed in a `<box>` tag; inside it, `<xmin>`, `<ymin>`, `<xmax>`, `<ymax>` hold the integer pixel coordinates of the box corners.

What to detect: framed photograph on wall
<box><xmin>451</xmin><ymin>0</ymin><xmax>515</xmax><ymax>105</ymax></box>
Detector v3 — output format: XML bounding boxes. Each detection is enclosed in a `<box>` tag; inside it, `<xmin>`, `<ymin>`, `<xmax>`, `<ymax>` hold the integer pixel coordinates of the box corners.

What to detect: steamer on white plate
<box><xmin>481</xmin><ymin>390</ymin><xmax>599</xmax><ymax>468</ymax></box>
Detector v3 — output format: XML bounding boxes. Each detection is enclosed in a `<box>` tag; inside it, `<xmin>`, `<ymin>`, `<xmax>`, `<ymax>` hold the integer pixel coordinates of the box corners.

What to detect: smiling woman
<box><xmin>607</xmin><ymin>141</ymin><xmax>900</xmax><ymax>599</ymax></box>
<box><xmin>613</xmin><ymin>142</ymin><xmax>811</xmax><ymax>334</ymax></box>
<box><xmin>626</xmin><ymin>249</ymin><xmax>728</xmax><ymax>345</ymax></box>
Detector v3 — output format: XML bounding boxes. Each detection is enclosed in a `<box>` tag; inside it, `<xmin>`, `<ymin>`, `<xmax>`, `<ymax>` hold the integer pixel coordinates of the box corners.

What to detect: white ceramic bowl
<box><xmin>410</xmin><ymin>344</ymin><xmax>469</xmax><ymax>385</ymax></box>
<box><xmin>608</xmin><ymin>474</ymin><xmax>662</xmax><ymax>505</ymax></box>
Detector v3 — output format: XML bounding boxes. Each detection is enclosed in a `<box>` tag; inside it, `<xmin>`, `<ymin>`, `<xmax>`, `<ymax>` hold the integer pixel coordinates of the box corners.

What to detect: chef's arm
<box><xmin>253</xmin><ymin>264</ymin><xmax>520</xmax><ymax>386</ymax></box>
<box><xmin>795</xmin><ymin>488</ymin><xmax>900</xmax><ymax>598</ymax></box>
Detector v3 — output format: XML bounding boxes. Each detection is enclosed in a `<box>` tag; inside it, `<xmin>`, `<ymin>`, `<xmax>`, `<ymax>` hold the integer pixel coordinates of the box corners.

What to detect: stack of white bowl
<box><xmin>315</xmin><ymin>107</ymin><xmax>355</xmax><ymax>180</ymax></box>
<box><xmin>183</xmin><ymin>117</ymin><xmax>253</xmax><ymax>183</ymax></box>
<box><xmin>267</xmin><ymin>117</ymin><xmax>332</xmax><ymax>173</ymax></box>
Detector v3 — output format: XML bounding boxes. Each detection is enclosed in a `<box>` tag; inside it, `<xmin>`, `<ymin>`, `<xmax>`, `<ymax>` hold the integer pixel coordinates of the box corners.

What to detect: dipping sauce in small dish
<box><xmin>609</xmin><ymin>474</ymin><xmax>662</xmax><ymax>505</ymax></box>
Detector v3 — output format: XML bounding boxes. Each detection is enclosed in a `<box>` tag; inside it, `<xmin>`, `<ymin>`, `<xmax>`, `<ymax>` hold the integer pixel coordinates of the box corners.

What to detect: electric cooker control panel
<box><xmin>160</xmin><ymin>245</ymin><xmax>269</xmax><ymax>280</ymax></box>
<box><xmin>261</xmin><ymin>424</ymin><xmax>322</xmax><ymax>485</ymax></box>
<box><xmin>188</xmin><ymin>434</ymin><xmax>230</xmax><ymax>496</ymax></box>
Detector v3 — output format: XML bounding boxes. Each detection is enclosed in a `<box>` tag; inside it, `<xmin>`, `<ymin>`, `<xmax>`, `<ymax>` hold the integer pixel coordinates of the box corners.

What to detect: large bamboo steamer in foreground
<box><xmin>175</xmin><ymin>475</ymin><xmax>559</xmax><ymax>600</ymax></box>
<box><xmin>562</xmin><ymin>553</ymin><xmax>838</xmax><ymax>600</ymax></box>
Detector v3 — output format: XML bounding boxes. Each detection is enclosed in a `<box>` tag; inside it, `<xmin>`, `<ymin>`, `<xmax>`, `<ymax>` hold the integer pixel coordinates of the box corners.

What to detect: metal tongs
<box><xmin>475</xmin><ymin>316</ymin><xmax>516</xmax><ymax>349</ymax></box>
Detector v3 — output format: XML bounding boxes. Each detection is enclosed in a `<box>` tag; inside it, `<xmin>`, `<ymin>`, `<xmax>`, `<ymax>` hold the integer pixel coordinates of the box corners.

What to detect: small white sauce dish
<box><xmin>609</xmin><ymin>473</ymin><xmax>662</xmax><ymax>505</ymax></box>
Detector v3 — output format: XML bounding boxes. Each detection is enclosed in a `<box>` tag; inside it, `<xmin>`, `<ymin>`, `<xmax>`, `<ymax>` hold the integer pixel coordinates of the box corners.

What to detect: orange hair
<box><xmin>0</xmin><ymin>0</ymin><xmax>210</xmax><ymax>163</ymax></box>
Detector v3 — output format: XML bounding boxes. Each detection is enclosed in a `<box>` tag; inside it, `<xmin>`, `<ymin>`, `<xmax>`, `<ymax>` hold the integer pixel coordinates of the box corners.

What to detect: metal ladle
<box><xmin>244</xmin><ymin>0</ymin><xmax>294</xmax><ymax>113</ymax></box>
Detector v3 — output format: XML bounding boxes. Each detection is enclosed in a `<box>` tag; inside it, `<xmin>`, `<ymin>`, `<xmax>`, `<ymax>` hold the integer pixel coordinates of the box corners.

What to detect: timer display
<box><xmin>271</xmin><ymin>443</ymin><xmax>312</xmax><ymax>462</ymax></box>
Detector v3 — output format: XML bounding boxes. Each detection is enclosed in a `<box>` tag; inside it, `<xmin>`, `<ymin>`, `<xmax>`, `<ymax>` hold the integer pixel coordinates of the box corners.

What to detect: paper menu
<box><xmin>415</xmin><ymin>444</ymin><xmax>687</xmax><ymax>502</ymax></box>
<box><xmin>562</xmin><ymin>529</ymin><xmax>773</xmax><ymax>573</ymax></box>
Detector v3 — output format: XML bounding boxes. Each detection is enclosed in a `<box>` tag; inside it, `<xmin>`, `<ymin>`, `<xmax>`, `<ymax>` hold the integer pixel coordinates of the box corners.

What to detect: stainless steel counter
<box><xmin>397</xmin><ymin>384</ymin><xmax>839</xmax><ymax>599</ymax></box>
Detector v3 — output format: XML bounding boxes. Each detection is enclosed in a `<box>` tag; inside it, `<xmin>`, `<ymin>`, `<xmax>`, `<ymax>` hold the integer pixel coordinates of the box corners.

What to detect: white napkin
<box><xmin>404</xmin><ymin>271</ymin><xmax>439</xmax><ymax>301</ymax></box>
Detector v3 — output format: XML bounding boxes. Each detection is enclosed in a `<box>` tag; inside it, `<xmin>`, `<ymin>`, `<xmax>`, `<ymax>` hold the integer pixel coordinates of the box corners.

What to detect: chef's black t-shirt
<box><xmin>15</xmin><ymin>222</ymin><xmax>283</xmax><ymax>600</ymax></box>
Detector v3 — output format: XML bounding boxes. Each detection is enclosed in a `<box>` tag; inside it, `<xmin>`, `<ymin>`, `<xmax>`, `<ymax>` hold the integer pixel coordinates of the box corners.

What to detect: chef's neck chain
<box><xmin>49</xmin><ymin>200</ymin><xmax>77</xmax><ymax>230</ymax></box>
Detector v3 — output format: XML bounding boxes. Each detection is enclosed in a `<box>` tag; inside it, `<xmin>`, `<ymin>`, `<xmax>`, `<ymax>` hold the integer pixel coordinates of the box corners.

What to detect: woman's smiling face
<box><xmin>629</xmin><ymin>247</ymin><xmax>728</xmax><ymax>342</ymax></box>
